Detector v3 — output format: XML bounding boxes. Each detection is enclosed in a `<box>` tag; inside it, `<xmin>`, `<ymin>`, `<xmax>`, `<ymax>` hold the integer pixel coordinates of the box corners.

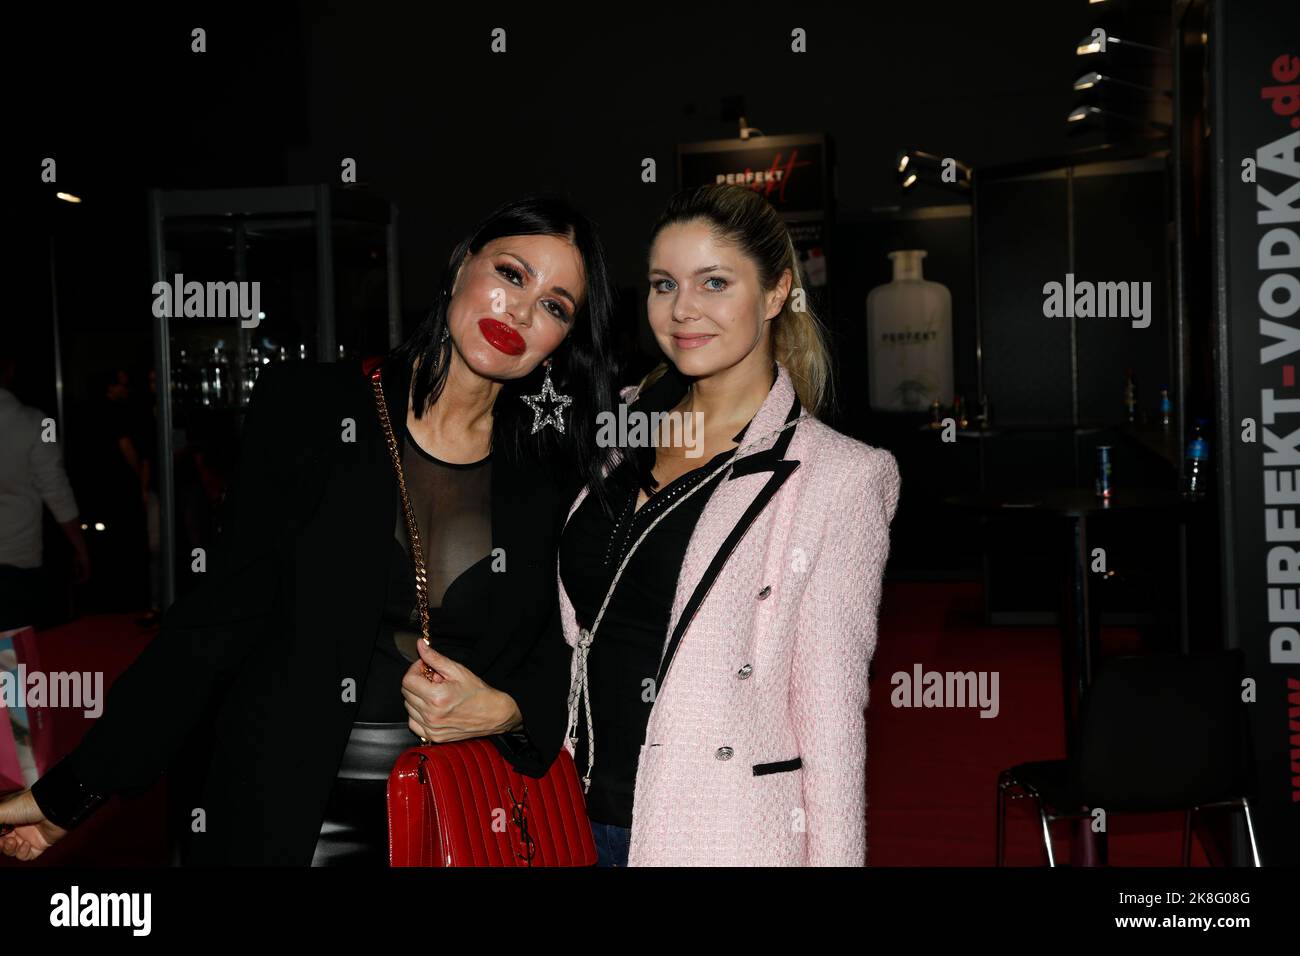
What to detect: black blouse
<box><xmin>356</xmin><ymin>425</ymin><xmax>494</xmax><ymax>723</ymax></box>
<box><xmin>559</xmin><ymin>426</ymin><xmax>749</xmax><ymax>827</ymax></box>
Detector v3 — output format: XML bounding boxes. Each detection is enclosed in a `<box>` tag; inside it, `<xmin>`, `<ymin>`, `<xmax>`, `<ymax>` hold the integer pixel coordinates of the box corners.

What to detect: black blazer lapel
<box><xmin>466</xmin><ymin>449</ymin><xmax>554</xmax><ymax>678</ymax></box>
<box><xmin>652</xmin><ymin>390</ymin><xmax>803</xmax><ymax>692</ymax></box>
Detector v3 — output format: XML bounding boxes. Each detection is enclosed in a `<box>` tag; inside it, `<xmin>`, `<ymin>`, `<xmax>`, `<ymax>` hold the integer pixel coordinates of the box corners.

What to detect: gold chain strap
<box><xmin>370</xmin><ymin>369</ymin><xmax>431</xmax><ymax>646</ymax></box>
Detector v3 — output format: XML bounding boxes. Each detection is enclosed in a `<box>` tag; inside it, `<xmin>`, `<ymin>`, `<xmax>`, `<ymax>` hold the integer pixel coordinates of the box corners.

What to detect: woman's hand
<box><xmin>401</xmin><ymin>640</ymin><xmax>523</xmax><ymax>743</ymax></box>
<box><xmin>0</xmin><ymin>790</ymin><xmax>69</xmax><ymax>861</ymax></box>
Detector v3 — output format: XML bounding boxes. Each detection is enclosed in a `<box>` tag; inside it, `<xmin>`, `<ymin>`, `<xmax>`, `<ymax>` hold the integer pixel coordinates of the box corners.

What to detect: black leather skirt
<box><xmin>311</xmin><ymin>721</ymin><xmax>418</xmax><ymax>867</ymax></box>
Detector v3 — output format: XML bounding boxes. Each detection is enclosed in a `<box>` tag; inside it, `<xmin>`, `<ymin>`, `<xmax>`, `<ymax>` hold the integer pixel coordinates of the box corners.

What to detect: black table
<box><xmin>944</xmin><ymin>486</ymin><xmax>1205</xmax><ymax>864</ymax></box>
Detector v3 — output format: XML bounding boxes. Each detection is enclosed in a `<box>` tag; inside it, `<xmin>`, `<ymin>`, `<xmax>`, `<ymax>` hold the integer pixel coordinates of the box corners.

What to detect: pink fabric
<box><xmin>558</xmin><ymin>363</ymin><xmax>901</xmax><ymax>865</ymax></box>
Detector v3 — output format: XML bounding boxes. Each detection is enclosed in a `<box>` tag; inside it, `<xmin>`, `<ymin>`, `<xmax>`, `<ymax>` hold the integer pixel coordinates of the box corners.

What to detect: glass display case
<box><xmin>148</xmin><ymin>185</ymin><xmax>401</xmax><ymax>608</ymax></box>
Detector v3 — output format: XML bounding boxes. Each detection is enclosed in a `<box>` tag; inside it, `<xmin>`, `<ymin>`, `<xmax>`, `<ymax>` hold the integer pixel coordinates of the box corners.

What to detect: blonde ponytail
<box><xmin>771</xmin><ymin>231</ymin><xmax>831</xmax><ymax>415</ymax></box>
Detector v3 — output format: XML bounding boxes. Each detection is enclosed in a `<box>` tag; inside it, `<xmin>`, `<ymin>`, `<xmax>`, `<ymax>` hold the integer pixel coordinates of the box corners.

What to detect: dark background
<box><xmin>23</xmin><ymin>0</ymin><xmax>1117</xmax><ymax>395</ymax></box>
<box><xmin>18</xmin><ymin>1</ymin><xmax>1192</xmax><ymax>627</ymax></box>
<box><xmin>14</xmin><ymin>0</ymin><xmax>1292</xmax><ymax>869</ymax></box>
<box><xmin>17</xmin><ymin>0</ymin><xmax>1196</xmax><ymax>629</ymax></box>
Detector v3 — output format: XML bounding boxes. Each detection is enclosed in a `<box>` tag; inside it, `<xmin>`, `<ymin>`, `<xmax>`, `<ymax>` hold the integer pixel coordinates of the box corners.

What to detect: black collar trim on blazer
<box><xmin>619</xmin><ymin>363</ymin><xmax>756</xmax><ymax>487</ymax></box>
<box><xmin>629</xmin><ymin>361</ymin><xmax>801</xmax><ymax>478</ymax></box>
<box><xmin>650</xmin><ymin>370</ymin><xmax>804</xmax><ymax>695</ymax></box>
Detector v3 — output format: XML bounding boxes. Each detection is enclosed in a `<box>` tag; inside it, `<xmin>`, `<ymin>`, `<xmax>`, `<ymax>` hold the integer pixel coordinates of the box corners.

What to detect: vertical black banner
<box><xmin>1214</xmin><ymin>0</ymin><xmax>1300</xmax><ymax>863</ymax></box>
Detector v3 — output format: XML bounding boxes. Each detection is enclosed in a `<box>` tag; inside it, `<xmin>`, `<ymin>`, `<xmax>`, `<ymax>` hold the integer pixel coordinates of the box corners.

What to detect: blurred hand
<box><xmin>0</xmin><ymin>790</ymin><xmax>68</xmax><ymax>861</ymax></box>
<box><xmin>400</xmin><ymin>640</ymin><xmax>518</xmax><ymax>743</ymax></box>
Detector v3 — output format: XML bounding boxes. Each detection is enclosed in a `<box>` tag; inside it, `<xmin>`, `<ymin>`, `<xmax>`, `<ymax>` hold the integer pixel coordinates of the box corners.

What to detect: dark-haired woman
<box><xmin>559</xmin><ymin>184</ymin><xmax>901</xmax><ymax>866</ymax></box>
<box><xmin>0</xmin><ymin>197</ymin><xmax>618</xmax><ymax>865</ymax></box>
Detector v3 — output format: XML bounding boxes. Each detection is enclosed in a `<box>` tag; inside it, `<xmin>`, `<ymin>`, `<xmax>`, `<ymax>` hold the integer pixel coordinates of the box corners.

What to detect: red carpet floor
<box><xmin>1</xmin><ymin>613</ymin><xmax>170</xmax><ymax>867</ymax></box>
<box><xmin>867</xmin><ymin>580</ymin><xmax>1211</xmax><ymax>866</ymax></box>
<box><xmin>5</xmin><ymin>584</ymin><xmax>1213</xmax><ymax>867</ymax></box>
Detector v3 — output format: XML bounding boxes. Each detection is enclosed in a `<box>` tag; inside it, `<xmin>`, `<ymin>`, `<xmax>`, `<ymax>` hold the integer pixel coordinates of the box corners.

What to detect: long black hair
<box><xmin>388</xmin><ymin>195</ymin><xmax>617</xmax><ymax>513</ymax></box>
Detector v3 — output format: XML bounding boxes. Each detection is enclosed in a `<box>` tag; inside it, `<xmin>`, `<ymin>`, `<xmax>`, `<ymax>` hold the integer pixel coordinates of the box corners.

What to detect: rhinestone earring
<box><xmin>521</xmin><ymin>361</ymin><xmax>574</xmax><ymax>435</ymax></box>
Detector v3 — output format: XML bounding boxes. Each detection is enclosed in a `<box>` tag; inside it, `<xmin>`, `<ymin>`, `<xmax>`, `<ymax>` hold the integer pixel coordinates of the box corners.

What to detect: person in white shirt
<box><xmin>0</xmin><ymin>346</ymin><xmax>90</xmax><ymax>629</ymax></box>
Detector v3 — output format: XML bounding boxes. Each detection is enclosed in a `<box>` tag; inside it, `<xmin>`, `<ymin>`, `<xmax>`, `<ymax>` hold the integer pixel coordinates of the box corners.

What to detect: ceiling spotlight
<box><xmin>894</xmin><ymin>147</ymin><xmax>971</xmax><ymax>192</ymax></box>
<box><xmin>1067</xmin><ymin>104</ymin><xmax>1171</xmax><ymax>130</ymax></box>
<box><xmin>1073</xmin><ymin>70</ymin><xmax>1170</xmax><ymax>95</ymax></box>
<box><xmin>897</xmin><ymin>148</ymin><xmax>969</xmax><ymax>174</ymax></box>
<box><xmin>1076</xmin><ymin>33</ymin><xmax>1168</xmax><ymax>56</ymax></box>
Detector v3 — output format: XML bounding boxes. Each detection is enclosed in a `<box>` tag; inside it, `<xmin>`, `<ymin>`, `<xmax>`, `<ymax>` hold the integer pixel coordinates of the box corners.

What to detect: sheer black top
<box><xmin>356</xmin><ymin>425</ymin><xmax>494</xmax><ymax>722</ymax></box>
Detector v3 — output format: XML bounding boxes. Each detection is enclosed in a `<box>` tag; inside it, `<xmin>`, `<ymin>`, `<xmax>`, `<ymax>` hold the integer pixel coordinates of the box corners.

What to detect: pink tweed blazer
<box><xmin>558</xmin><ymin>362</ymin><xmax>901</xmax><ymax>866</ymax></box>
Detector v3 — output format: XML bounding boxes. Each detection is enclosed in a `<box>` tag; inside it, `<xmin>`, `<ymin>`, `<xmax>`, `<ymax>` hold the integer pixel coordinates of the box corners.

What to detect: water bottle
<box><xmin>1096</xmin><ymin>445</ymin><xmax>1113</xmax><ymax>500</ymax></box>
<box><xmin>1182</xmin><ymin>418</ymin><xmax>1209</xmax><ymax>499</ymax></box>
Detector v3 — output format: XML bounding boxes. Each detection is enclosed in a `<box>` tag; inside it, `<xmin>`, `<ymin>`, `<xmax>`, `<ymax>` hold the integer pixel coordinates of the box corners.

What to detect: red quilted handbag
<box><xmin>387</xmin><ymin>739</ymin><xmax>597</xmax><ymax>866</ymax></box>
<box><xmin>370</xmin><ymin>365</ymin><xmax>595</xmax><ymax>867</ymax></box>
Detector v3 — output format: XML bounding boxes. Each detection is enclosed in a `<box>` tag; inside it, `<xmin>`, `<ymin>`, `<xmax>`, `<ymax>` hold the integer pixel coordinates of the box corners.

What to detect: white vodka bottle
<box><xmin>866</xmin><ymin>249</ymin><xmax>954</xmax><ymax>412</ymax></box>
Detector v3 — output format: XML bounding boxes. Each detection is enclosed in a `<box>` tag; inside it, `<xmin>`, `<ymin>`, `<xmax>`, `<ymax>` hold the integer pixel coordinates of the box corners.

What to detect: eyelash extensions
<box><xmin>495</xmin><ymin>263</ymin><xmax>570</xmax><ymax>320</ymax></box>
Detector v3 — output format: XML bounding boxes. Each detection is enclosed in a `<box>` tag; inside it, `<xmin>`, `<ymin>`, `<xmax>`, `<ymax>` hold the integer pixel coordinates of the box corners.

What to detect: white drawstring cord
<box><xmin>564</xmin><ymin>414</ymin><xmax>809</xmax><ymax>793</ymax></box>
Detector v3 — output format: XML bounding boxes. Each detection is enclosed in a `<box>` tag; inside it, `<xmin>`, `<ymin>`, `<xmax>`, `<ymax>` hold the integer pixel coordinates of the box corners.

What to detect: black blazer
<box><xmin>36</xmin><ymin>357</ymin><xmax>577</xmax><ymax>864</ymax></box>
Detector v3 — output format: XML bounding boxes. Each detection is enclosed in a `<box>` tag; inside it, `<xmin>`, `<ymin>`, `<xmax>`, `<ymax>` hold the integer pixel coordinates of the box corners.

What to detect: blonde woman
<box><xmin>558</xmin><ymin>184</ymin><xmax>901</xmax><ymax>865</ymax></box>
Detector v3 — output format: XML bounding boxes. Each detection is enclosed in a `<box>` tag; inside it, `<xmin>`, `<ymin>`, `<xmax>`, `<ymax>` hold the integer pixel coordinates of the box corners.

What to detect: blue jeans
<box><xmin>590</xmin><ymin>821</ymin><xmax>631</xmax><ymax>867</ymax></box>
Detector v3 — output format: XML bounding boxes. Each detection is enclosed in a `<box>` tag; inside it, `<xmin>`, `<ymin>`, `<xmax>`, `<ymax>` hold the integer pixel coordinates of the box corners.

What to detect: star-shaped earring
<box><xmin>521</xmin><ymin>364</ymin><xmax>573</xmax><ymax>435</ymax></box>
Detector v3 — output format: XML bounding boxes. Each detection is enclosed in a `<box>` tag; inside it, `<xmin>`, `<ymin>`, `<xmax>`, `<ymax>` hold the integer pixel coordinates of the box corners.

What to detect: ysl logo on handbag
<box><xmin>507</xmin><ymin>783</ymin><xmax>536</xmax><ymax>866</ymax></box>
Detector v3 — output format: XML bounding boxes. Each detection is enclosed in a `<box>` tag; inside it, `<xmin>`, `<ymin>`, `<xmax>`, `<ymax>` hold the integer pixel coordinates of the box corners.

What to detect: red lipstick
<box><xmin>478</xmin><ymin>318</ymin><xmax>526</xmax><ymax>356</ymax></box>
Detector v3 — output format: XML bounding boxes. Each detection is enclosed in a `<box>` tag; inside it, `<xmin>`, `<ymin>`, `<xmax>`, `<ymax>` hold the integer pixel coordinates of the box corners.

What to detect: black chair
<box><xmin>996</xmin><ymin>651</ymin><xmax>1260</xmax><ymax>866</ymax></box>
